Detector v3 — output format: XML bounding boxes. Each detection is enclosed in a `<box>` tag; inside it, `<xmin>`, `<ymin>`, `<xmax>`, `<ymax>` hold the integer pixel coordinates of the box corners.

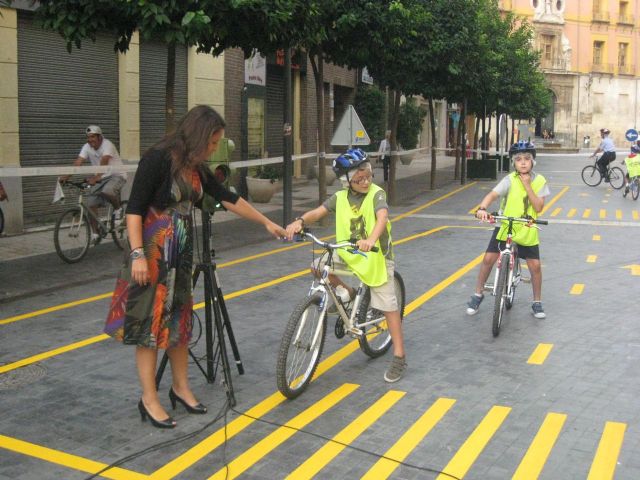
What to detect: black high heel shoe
<box><xmin>138</xmin><ymin>400</ymin><xmax>177</xmax><ymax>429</ymax></box>
<box><xmin>169</xmin><ymin>388</ymin><xmax>208</xmax><ymax>414</ymax></box>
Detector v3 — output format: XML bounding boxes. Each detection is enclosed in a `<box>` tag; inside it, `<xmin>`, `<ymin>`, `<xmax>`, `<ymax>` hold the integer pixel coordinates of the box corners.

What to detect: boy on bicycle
<box><xmin>622</xmin><ymin>143</ymin><xmax>640</xmax><ymax>197</ymax></box>
<box><xmin>466</xmin><ymin>141</ymin><xmax>550</xmax><ymax>319</ymax></box>
<box><xmin>285</xmin><ymin>149</ymin><xmax>406</xmax><ymax>383</ymax></box>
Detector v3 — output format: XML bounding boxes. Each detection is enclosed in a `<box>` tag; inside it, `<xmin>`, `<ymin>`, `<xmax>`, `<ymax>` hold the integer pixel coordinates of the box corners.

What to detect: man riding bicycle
<box><xmin>466</xmin><ymin>140</ymin><xmax>550</xmax><ymax>319</ymax></box>
<box><xmin>285</xmin><ymin>148</ymin><xmax>406</xmax><ymax>383</ymax></box>
<box><xmin>60</xmin><ymin>125</ymin><xmax>127</xmax><ymax>243</ymax></box>
<box><xmin>592</xmin><ymin>128</ymin><xmax>616</xmax><ymax>182</ymax></box>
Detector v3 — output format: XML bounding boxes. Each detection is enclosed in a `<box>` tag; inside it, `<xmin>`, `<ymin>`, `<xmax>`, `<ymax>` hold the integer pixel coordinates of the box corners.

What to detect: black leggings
<box><xmin>597</xmin><ymin>151</ymin><xmax>616</xmax><ymax>178</ymax></box>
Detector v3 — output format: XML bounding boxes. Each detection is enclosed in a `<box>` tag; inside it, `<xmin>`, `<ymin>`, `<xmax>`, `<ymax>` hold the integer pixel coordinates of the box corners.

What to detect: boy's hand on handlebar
<box><xmin>356</xmin><ymin>238</ymin><xmax>375</xmax><ymax>252</ymax></box>
<box><xmin>475</xmin><ymin>209</ymin><xmax>491</xmax><ymax>222</ymax></box>
<box><xmin>284</xmin><ymin>220</ymin><xmax>303</xmax><ymax>241</ymax></box>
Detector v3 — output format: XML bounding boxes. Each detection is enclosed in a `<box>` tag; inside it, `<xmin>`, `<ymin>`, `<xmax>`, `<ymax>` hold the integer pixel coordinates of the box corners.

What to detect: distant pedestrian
<box><xmin>378</xmin><ymin>130</ymin><xmax>392</xmax><ymax>182</ymax></box>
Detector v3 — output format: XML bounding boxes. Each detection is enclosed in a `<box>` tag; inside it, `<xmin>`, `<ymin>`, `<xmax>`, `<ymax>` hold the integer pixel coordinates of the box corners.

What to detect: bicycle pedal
<box><xmin>346</xmin><ymin>326</ymin><xmax>363</xmax><ymax>338</ymax></box>
<box><xmin>521</xmin><ymin>276</ymin><xmax>531</xmax><ymax>284</ymax></box>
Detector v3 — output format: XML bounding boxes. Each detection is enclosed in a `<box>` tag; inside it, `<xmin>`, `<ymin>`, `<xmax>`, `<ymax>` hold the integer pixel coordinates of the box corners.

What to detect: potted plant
<box><xmin>397</xmin><ymin>99</ymin><xmax>426</xmax><ymax>165</ymax></box>
<box><xmin>246</xmin><ymin>164</ymin><xmax>281</xmax><ymax>203</ymax></box>
<box><xmin>310</xmin><ymin>162</ymin><xmax>337</xmax><ymax>186</ymax></box>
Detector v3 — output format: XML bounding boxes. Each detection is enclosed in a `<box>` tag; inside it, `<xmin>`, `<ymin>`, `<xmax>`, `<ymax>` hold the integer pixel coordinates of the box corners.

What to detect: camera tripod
<box><xmin>155</xmin><ymin>209</ymin><xmax>243</xmax><ymax>406</ymax></box>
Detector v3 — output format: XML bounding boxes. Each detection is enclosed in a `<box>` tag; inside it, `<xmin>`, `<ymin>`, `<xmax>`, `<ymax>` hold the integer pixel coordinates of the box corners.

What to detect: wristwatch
<box><xmin>130</xmin><ymin>247</ymin><xmax>145</xmax><ymax>260</ymax></box>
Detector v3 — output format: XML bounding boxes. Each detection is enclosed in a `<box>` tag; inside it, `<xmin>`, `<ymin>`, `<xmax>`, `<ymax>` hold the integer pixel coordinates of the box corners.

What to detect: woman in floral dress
<box><xmin>105</xmin><ymin>106</ymin><xmax>286</xmax><ymax>428</ymax></box>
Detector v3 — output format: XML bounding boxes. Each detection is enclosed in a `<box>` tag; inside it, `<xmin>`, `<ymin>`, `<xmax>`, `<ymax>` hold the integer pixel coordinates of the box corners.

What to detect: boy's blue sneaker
<box><xmin>466</xmin><ymin>294</ymin><xmax>484</xmax><ymax>315</ymax></box>
<box><xmin>532</xmin><ymin>302</ymin><xmax>546</xmax><ymax>319</ymax></box>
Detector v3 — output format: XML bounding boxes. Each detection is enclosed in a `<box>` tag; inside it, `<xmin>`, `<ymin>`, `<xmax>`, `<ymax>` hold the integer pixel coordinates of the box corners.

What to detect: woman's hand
<box><xmin>131</xmin><ymin>258</ymin><xmax>150</xmax><ymax>285</ymax></box>
<box><xmin>265</xmin><ymin>221</ymin><xmax>287</xmax><ymax>239</ymax></box>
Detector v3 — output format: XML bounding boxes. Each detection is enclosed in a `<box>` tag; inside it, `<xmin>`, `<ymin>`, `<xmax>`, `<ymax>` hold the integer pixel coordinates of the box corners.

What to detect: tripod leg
<box><xmin>213</xmin><ymin>271</ymin><xmax>244</xmax><ymax>375</ymax></box>
<box><xmin>155</xmin><ymin>352</ymin><xmax>170</xmax><ymax>390</ymax></box>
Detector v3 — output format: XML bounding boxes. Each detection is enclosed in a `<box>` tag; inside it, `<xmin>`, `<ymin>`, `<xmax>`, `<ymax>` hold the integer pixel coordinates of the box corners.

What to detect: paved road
<box><xmin>1</xmin><ymin>154</ymin><xmax>639</xmax><ymax>479</ymax></box>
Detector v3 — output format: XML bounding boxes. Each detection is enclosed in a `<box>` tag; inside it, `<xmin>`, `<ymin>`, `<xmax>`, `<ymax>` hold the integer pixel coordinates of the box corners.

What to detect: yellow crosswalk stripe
<box><xmin>583</xmin><ymin>209</ymin><xmax>591</xmax><ymax>218</ymax></box>
<box><xmin>570</xmin><ymin>284</ymin><xmax>585</xmax><ymax>295</ymax></box>
<box><xmin>587</xmin><ymin>422</ymin><xmax>627</xmax><ymax>480</ymax></box>
<box><xmin>286</xmin><ymin>391</ymin><xmax>405</xmax><ymax>479</ymax></box>
<box><xmin>208</xmin><ymin>383</ymin><xmax>359</xmax><ymax>480</ymax></box>
<box><xmin>599</xmin><ymin>209</ymin><xmax>607</xmax><ymax>219</ymax></box>
<box><xmin>527</xmin><ymin>343</ymin><xmax>554</xmax><ymax>365</ymax></box>
<box><xmin>593</xmin><ymin>234</ymin><xmax>601</xmax><ymax>241</ymax></box>
<box><xmin>362</xmin><ymin>398</ymin><xmax>456</xmax><ymax>479</ymax></box>
<box><xmin>512</xmin><ymin>412</ymin><xmax>567</xmax><ymax>480</ymax></box>
<box><xmin>436</xmin><ymin>406</ymin><xmax>511</xmax><ymax>479</ymax></box>
<box><xmin>586</xmin><ymin>255</ymin><xmax>597</xmax><ymax>263</ymax></box>
<box><xmin>550</xmin><ymin>207</ymin><xmax>562</xmax><ymax>217</ymax></box>
<box><xmin>633</xmin><ymin>210</ymin><xmax>639</xmax><ymax>220</ymax></box>
<box><xmin>615</xmin><ymin>209</ymin><xmax>622</xmax><ymax>220</ymax></box>
<box><xmin>567</xmin><ymin>208</ymin><xmax>577</xmax><ymax>218</ymax></box>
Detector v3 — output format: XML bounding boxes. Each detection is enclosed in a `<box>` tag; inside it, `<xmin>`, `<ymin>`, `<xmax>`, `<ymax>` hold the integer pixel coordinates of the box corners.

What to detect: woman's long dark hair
<box><xmin>151</xmin><ymin>105</ymin><xmax>226</xmax><ymax>178</ymax></box>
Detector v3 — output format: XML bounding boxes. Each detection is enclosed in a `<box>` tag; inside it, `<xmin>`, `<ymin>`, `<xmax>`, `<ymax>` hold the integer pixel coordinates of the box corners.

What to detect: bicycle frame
<box><xmin>66</xmin><ymin>181</ymin><xmax>115</xmax><ymax>236</ymax></box>
<box><xmin>486</xmin><ymin>222</ymin><xmax>520</xmax><ymax>298</ymax></box>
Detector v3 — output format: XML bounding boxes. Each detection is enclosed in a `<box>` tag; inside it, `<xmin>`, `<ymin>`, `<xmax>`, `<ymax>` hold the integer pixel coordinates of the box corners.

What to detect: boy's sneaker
<box><xmin>466</xmin><ymin>294</ymin><xmax>484</xmax><ymax>315</ymax></box>
<box><xmin>532</xmin><ymin>302</ymin><xmax>546</xmax><ymax>319</ymax></box>
<box><xmin>623</xmin><ymin>186</ymin><xmax>630</xmax><ymax>197</ymax></box>
<box><xmin>384</xmin><ymin>355</ymin><xmax>407</xmax><ymax>383</ymax></box>
<box><xmin>91</xmin><ymin>233</ymin><xmax>101</xmax><ymax>245</ymax></box>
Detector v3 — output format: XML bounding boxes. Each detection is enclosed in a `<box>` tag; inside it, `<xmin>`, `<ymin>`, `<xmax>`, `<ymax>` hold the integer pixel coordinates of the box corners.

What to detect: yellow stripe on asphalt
<box><xmin>207</xmin><ymin>383</ymin><xmax>359</xmax><ymax>480</ymax></box>
<box><xmin>567</xmin><ymin>208</ymin><xmax>577</xmax><ymax>218</ymax></box>
<box><xmin>512</xmin><ymin>413</ymin><xmax>567</xmax><ymax>480</ymax></box>
<box><xmin>527</xmin><ymin>343</ymin><xmax>554</xmax><ymax>365</ymax></box>
<box><xmin>615</xmin><ymin>209</ymin><xmax>622</xmax><ymax>220</ymax></box>
<box><xmin>541</xmin><ymin>186</ymin><xmax>569</xmax><ymax>215</ymax></box>
<box><xmin>0</xmin><ymin>293</ymin><xmax>112</xmax><ymax>326</ymax></box>
<box><xmin>599</xmin><ymin>209</ymin><xmax>607</xmax><ymax>219</ymax></box>
<box><xmin>570</xmin><ymin>284</ymin><xmax>585</xmax><ymax>295</ymax></box>
<box><xmin>286</xmin><ymin>390</ymin><xmax>405</xmax><ymax>479</ymax></box>
<box><xmin>0</xmin><ymin>434</ymin><xmax>148</xmax><ymax>480</ymax></box>
<box><xmin>362</xmin><ymin>398</ymin><xmax>456</xmax><ymax>479</ymax></box>
<box><xmin>633</xmin><ymin>210</ymin><xmax>639</xmax><ymax>220</ymax></box>
<box><xmin>586</xmin><ymin>255</ymin><xmax>597</xmax><ymax>263</ymax></box>
<box><xmin>587</xmin><ymin>422</ymin><xmax>627</xmax><ymax>480</ymax></box>
<box><xmin>393</xmin><ymin>182</ymin><xmax>477</xmax><ymax>222</ymax></box>
<box><xmin>593</xmin><ymin>234</ymin><xmax>601</xmax><ymax>241</ymax></box>
<box><xmin>583</xmin><ymin>209</ymin><xmax>592</xmax><ymax>219</ymax></box>
<box><xmin>436</xmin><ymin>406</ymin><xmax>511</xmax><ymax>480</ymax></box>
<box><xmin>550</xmin><ymin>207</ymin><xmax>562</xmax><ymax>217</ymax></box>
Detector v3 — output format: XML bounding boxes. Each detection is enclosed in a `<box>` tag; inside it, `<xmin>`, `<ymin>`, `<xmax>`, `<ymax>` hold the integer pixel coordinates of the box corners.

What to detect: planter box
<box><xmin>399</xmin><ymin>151</ymin><xmax>415</xmax><ymax>165</ymax></box>
<box><xmin>310</xmin><ymin>165</ymin><xmax>336</xmax><ymax>186</ymax></box>
<box><xmin>466</xmin><ymin>159</ymin><xmax>497</xmax><ymax>180</ymax></box>
<box><xmin>246</xmin><ymin>177</ymin><xmax>278</xmax><ymax>203</ymax></box>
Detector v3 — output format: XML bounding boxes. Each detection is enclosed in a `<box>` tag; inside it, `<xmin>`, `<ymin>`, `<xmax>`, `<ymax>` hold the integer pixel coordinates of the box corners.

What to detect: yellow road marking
<box><xmin>207</xmin><ymin>384</ymin><xmax>359</xmax><ymax>480</ymax></box>
<box><xmin>570</xmin><ymin>284</ymin><xmax>585</xmax><ymax>295</ymax></box>
<box><xmin>393</xmin><ymin>182</ymin><xmax>477</xmax><ymax>222</ymax></box>
<box><xmin>0</xmin><ymin>434</ymin><xmax>148</xmax><ymax>480</ymax></box>
<box><xmin>0</xmin><ymin>334</ymin><xmax>108</xmax><ymax>374</ymax></box>
<box><xmin>541</xmin><ymin>186</ymin><xmax>569</xmax><ymax>215</ymax></box>
<box><xmin>633</xmin><ymin>210</ymin><xmax>639</xmax><ymax>220</ymax></box>
<box><xmin>586</xmin><ymin>255</ymin><xmax>597</xmax><ymax>263</ymax></box>
<box><xmin>468</xmin><ymin>204</ymin><xmax>481</xmax><ymax>215</ymax></box>
<box><xmin>550</xmin><ymin>207</ymin><xmax>562</xmax><ymax>217</ymax></box>
<box><xmin>615</xmin><ymin>209</ymin><xmax>622</xmax><ymax>220</ymax></box>
<box><xmin>436</xmin><ymin>406</ymin><xmax>511</xmax><ymax>480</ymax></box>
<box><xmin>362</xmin><ymin>398</ymin><xmax>456</xmax><ymax>479</ymax></box>
<box><xmin>587</xmin><ymin>422</ymin><xmax>627</xmax><ymax>480</ymax></box>
<box><xmin>527</xmin><ymin>343</ymin><xmax>554</xmax><ymax>365</ymax></box>
<box><xmin>286</xmin><ymin>390</ymin><xmax>405</xmax><ymax>479</ymax></box>
<box><xmin>599</xmin><ymin>209</ymin><xmax>606</xmax><ymax>219</ymax></box>
<box><xmin>0</xmin><ymin>293</ymin><xmax>112</xmax><ymax>326</ymax></box>
<box><xmin>583</xmin><ymin>209</ymin><xmax>591</xmax><ymax>219</ymax></box>
<box><xmin>513</xmin><ymin>412</ymin><xmax>567</xmax><ymax>480</ymax></box>
<box><xmin>592</xmin><ymin>234</ymin><xmax>601</xmax><ymax>241</ymax></box>
<box><xmin>567</xmin><ymin>208</ymin><xmax>577</xmax><ymax>218</ymax></box>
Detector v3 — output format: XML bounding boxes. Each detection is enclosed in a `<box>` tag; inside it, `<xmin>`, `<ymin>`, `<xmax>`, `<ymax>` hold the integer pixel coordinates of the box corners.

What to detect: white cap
<box><xmin>86</xmin><ymin>125</ymin><xmax>102</xmax><ymax>135</ymax></box>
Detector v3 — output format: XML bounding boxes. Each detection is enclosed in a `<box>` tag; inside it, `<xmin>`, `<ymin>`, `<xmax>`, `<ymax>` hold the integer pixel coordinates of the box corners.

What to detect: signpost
<box><xmin>625</xmin><ymin>128</ymin><xmax>639</xmax><ymax>142</ymax></box>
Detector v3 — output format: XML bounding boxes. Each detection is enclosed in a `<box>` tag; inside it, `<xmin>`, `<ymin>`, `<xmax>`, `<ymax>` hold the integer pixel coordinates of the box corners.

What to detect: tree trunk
<box><xmin>473</xmin><ymin>116</ymin><xmax>480</xmax><ymax>160</ymax></box>
<box><xmin>165</xmin><ymin>43</ymin><xmax>176</xmax><ymax>133</ymax></box>
<box><xmin>310</xmin><ymin>51</ymin><xmax>326</xmax><ymax>206</ymax></box>
<box><xmin>460</xmin><ymin>99</ymin><xmax>467</xmax><ymax>185</ymax></box>
<box><xmin>510</xmin><ymin>118</ymin><xmax>516</xmax><ymax>145</ymax></box>
<box><xmin>428</xmin><ymin>97</ymin><xmax>437</xmax><ymax>190</ymax></box>
<box><xmin>388</xmin><ymin>90</ymin><xmax>401</xmax><ymax>205</ymax></box>
<box><xmin>455</xmin><ymin>106</ymin><xmax>463</xmax><ymax>180</ymax></box>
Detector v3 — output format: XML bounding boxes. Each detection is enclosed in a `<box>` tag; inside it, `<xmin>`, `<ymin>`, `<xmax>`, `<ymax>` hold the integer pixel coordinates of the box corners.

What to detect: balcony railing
<box><xmin>541</xmin><ymin>58</ymin><xmax>568</xmax><ymax>71</ymax></box>
<box><xmin>590</xmin><ymin>63</ymin><xmax>613</xmax><ymax>73</ymax></box>
<box><xmin>592</xmin><ymin>11</ymin><xmax>610</xmax><ymax>22</ymax></box>
<box><xmin>618</xmin><ymin>14</ymin><xmax>635</xmax><ymax>25</ymax></box>
<box><xmin>618</xmin><ymin>64</ymin><xmax>635</xmax><ymax>75</ymax></box>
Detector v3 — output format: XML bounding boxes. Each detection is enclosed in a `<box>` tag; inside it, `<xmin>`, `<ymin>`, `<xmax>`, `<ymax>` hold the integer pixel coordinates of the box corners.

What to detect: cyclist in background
<box><xmin>466</xmin><ymin>141</ymin><xmax>550</xmax><ymax>319</ymax></box>
<box><xmin>623</xmin><ymin>142</ymin><xmax>640</xmax><ymax>197</ymax></box>
<box><xmin>591</xmin><ymin>128</ymin><xmax>616</xmax><ymax>182</ymax></box>
<box><xmin>285</xmin><ymin>148</ymin><xmax>406</xmax><ymax>383</ymax></box>
<box><xmin>60</xmin><ymin>125</ymin><xmax>127</xmax><ymax>243</ymax></box>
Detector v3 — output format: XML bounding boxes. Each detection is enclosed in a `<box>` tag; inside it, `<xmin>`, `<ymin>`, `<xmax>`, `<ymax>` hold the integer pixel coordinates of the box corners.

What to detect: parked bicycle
<box><xmin>484</xmin><ymin>214</ymin><xmax>548</xmax><ymax>337</ymax></box>
<box><xmin>276</xmin><ymin>230</ymin><xmax>405</xmax><ymax>399</ymax></box>
<box><xmin>582</xmin><ymin>154</ymin><xmax>625</xmax><ymax>189</ymax></box>
<box><xmin>53</xmin><ymin>180</ymin><xmax>128</xmax><ymax>263</ymax></box>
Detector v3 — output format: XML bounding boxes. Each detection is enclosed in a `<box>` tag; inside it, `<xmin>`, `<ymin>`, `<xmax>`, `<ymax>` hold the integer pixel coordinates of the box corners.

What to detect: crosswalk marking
<box><xmin>615</xmin><ymin>209</ymin><xmax>622</xmax><ymax>220</ymax></box>
<box><xmin>570</xmin><ymin>284</ymin><xmax>585</xmax><ymax>295</ymax></box>
<box><xmin>587</xmin><ymin>421</ymin><xmax>627</xmax><ymax>480</ymax></box>
<box><xmin>550</xmin><ymin>207</ymin><xmax>562</xmax><ymax>217</ymax></box>
<box><xmin>587</xmin><ymin>255</ymin><xmax>597</xmax><ymax>263</ymax></box>
<box><xmin>362</xmin><ymin>398</ymin><xmax>456</xmax><ymax>479</ymax></box>
<box><xmin>633</xmin><ymin>210</ymin><xmax>639</xmax><ymax>220</ymax></box>
<box><xmin>593</xmin><ymin>234</ymin><xmax>601</xmax><ymax>241</ymax></box>
<box><xmin>512</xmin><ymin>412</ymin><xmax>567</xmax><ymax>480</ymax></box>
<box><xmin>599</xmin><ymin>209</ymin><xmax>607</xmax><ymax>219</ymax></box>
<box><xmin>208</xmin><ymin>383</ymin><xmax>359</xmax><ymax>480</ymax></box>
<box><xmin>527</xmin><ymin>343</ymin><xmax>554</xmax><ymax>365</ymax></box>
<box><xmin>583</xmin><ymin>209</ymin><xmax>591</xmax><ymax>218</ymax></box>
<box><xmin>567</xmin><ymin>208</ymin><xmax>577</xmax><ymax>218</ymax></box>
<box><xmin>436</xmin><ymin>406</ymin><xmax>511</xmax><ymax>479</ymax></box>
<box><xmin>286</xmin><ymin>390</ymin><xmax>405</xmax><ymax>479</ymax></box>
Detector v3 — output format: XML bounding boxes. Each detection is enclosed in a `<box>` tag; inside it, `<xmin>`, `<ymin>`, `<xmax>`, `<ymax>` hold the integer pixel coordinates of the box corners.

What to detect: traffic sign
<box><xmin>625</xmin><ymin>128</ymin><xmax>638</xmax><ymax>142</ymax></box>
<box><xmin>330</xmin><ymin>105</ymin><xmax>371</xmax><ymax>147</ymax></box>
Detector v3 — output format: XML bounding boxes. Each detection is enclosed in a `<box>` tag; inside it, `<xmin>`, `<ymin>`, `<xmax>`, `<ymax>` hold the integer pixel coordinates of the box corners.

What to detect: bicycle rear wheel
<box><xmin>356</xmin><ymin>271</ymin><xmax>405</xmax><ymax>358</ymax></box>
<box><xmin>492</xmin><ymin>253</ymin><xmax>510</xmax><ymax>337</ymax></box>
<box><xmin>609</xmin><ymin>167</ymin><xmax>625</xmax><ymax>189</ymax></box>
<box><xmin>633</xmin><ymin>178</ymin><xmax>640</xmax><ymax>201</ymax></box>
<box><xmin>276</xmin><ymin>294</ymin><xmax>327</xmax><ymax>399</ymax></box>
<box><xmin>111</xmin><ymin>200</ymin><xmax>128</xmax><ymax>250</ymax></box>
<box><xmin>54</xmin><ymin>207</ymin><xmax>91</xmax><ymax>263</ymax></box>
<box><xmin>581</xmin><ymin>165</ymin><xmax>601</xmax><ymax>187</ymax></box>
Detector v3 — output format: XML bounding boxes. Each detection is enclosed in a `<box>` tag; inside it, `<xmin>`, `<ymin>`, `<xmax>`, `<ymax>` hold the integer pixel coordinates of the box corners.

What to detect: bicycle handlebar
<box><xmin>59</xmin><ymin>180</ymin><xmax>91</xmax><ymax>190</ymax></box>
<box><xmin>490</xmin><ymin>213</ymin><xmax>548</xmax><ymax>226</ymax></box>
<box><xmin>295</xmin><ymin>229</ymin><xmax>379</xmax><ymax>253</ymax></box>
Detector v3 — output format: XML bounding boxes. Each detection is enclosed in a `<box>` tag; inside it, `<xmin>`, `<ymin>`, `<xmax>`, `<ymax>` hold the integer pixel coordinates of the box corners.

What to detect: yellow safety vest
<box><xmin>625</xmin><ymin>154</ymin><xmax>640</xmax><ymax>178</ymax></box>
<box><xmin>335</xmin><ymin>184</ymin><xmax>390</xmax><ymax>287</ymax></box>
<box><xmin>496</xmin><ymin>172</ymin><xmax>546</xmax><ymax>246</ymax></box>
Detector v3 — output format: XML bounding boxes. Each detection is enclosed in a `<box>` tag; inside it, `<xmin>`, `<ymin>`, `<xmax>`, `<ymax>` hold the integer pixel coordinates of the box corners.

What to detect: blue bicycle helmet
<box><xmin>332</xmin><ymin>148</ymin><xmax>370</xmax><ymax>178</ymax></box>
<box><xmin>509</xmin><ymin>140</ymin><xmax>536</xmax><ymax>159</ymax></box>
<box><xmin>631</xmin><ymin>144</ymin><xmax>640</xmax><ymax>154</ymax></box>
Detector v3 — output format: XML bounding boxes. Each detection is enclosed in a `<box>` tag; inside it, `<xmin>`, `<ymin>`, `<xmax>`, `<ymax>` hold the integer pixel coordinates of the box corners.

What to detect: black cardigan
<box><xmin>126</xmin><ymin>148</ymin><xmax>240</xmax><ymax>217</ymax></box>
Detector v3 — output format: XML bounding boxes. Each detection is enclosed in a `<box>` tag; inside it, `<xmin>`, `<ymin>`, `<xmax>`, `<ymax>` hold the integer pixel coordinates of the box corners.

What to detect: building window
<box><xmin>541</xmin><ymin>34</ymin><xmax>555</xmax><ymax>66</ymax></box>
<box><xmin>593</xmin><ymin>41</ymin><xmax>604</xmax><ymax>65</ymax></box>
<box><xmin>556</xmin><ymin>0</ymin><xmax>563</xmax><ymax>10</ymax></box>
<box><xmin>619</xmin><ymin>42</ymin><xmax>628</xmax><ymax>67</ymax></box>
<box><xmin>620</xmin><ymin>1</ymin><xmax>629</xmax><ymax>17</ymax></box>
<box><xmin>533</xmin><ymin>0</ymin><xmax>539</xmax><ymax>7</ymax></box>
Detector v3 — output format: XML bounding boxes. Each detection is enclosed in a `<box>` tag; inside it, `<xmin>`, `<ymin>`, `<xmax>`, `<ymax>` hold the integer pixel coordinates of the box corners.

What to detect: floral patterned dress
<box><xmin>104</xmin><ymin>170</ymin><xmax>202</xmax><ymax>349</ymax></box>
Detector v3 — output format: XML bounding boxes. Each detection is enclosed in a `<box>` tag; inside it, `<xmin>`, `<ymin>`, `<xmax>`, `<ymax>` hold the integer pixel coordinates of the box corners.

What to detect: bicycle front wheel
<box><xmin>609</xmin><ymin>167</ymin><xmax>625</xmax><ymax>189</ymax></box>
<box><xmin>632</xmin><ymin>178</ymin><xmax>640</xmax><ymax>201</ymax></box>
<box><xmin>54</xmin><ymin>207</ymin><xmax>91</xmax><ymax>263</ymax></box>
<box><xmin>111</xmin><ymin>200</ymin><xmax>129</xmax><ymax>250</ymax></box>
<box><xmin>492</xmin><ymin>253</ymin><xmax>510</xmax><ymax>337</ymax></box>
<box><xmin>581</xmin><ymin>165</ymin><xmax>601</xmax><ymax>187</ymax></box>
<box><xmin>505</xmin><ymin>257</ymin><xmax>519</xmax><ymax>311</ymax></box>
<box><xmin>356</xmin><ymin>271</ymin><xmax>406</xmax><ymax>358</ymax></box>
<box><xmin>276</xmin><ymin>294</ymin><xmax>327</xmax><ymax>399</ymax></box>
